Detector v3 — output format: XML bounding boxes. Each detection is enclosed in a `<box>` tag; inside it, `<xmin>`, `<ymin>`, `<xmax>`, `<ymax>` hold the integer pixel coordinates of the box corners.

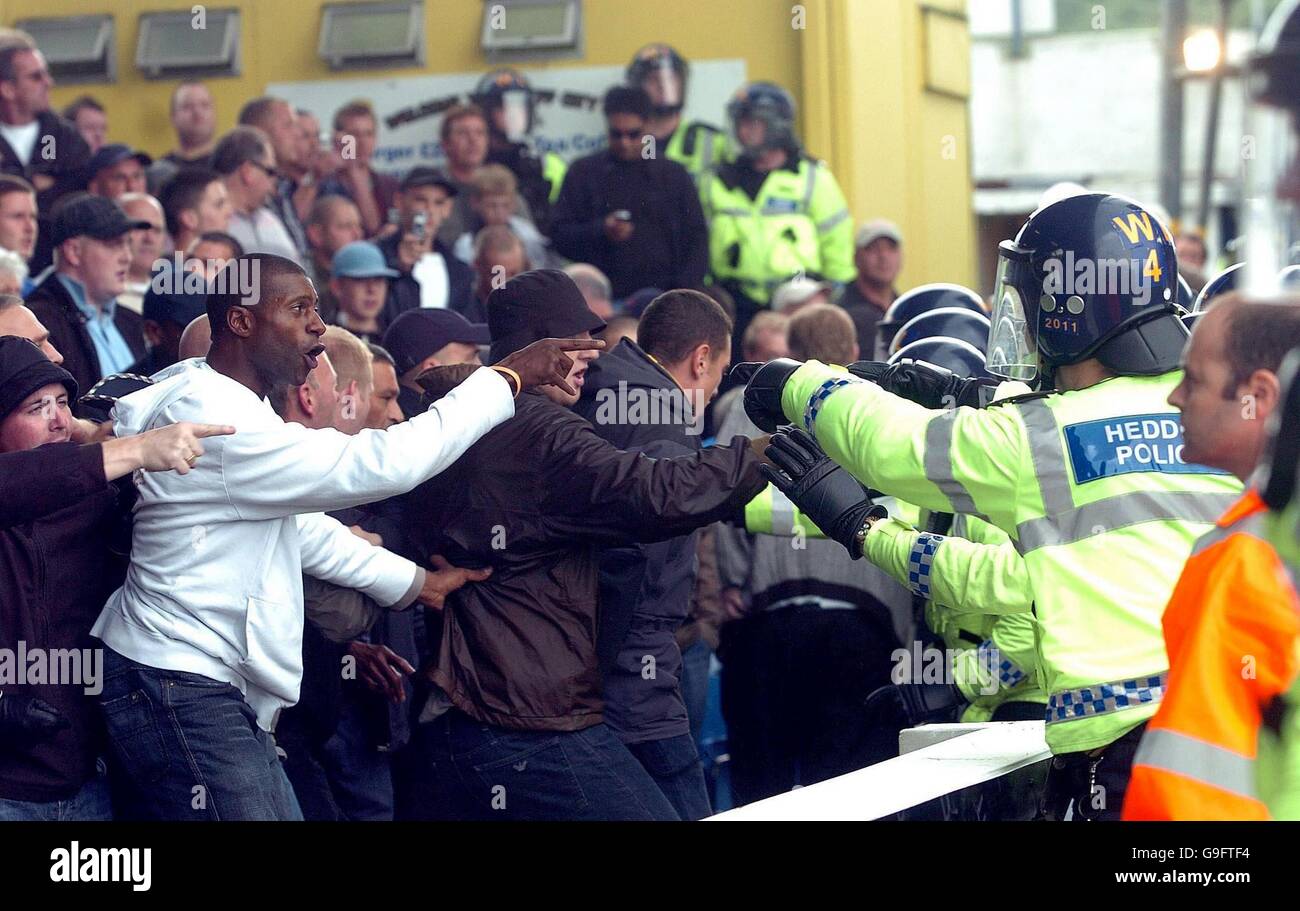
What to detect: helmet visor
<box><xmin>986</xmin><ymin>243</ymin><xmax>1038</xmax><ymax>381</ymax></box>
<box><xmin>500</xmin><ymin>90</ymin><xmax>530</xmax><ymax>142</ymax></box>
<box><xmin>648</xmin><ymin>58</ymin><xmax>683</xmax><ymax>110</ymax></box>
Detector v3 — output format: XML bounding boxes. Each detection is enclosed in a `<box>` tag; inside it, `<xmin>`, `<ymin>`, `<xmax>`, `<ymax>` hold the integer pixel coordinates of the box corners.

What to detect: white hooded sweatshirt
<box><xmin>91</xmin><ymin>358</ymin><xmax>514</xmax><ymax>730</ymax></box>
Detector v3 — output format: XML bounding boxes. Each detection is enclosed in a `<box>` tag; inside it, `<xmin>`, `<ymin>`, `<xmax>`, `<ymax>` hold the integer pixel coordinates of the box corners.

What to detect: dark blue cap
<box><xmin>142</xmin><ymin>260</ymin><xmax>210</xmax><ymax>327</ymax></box>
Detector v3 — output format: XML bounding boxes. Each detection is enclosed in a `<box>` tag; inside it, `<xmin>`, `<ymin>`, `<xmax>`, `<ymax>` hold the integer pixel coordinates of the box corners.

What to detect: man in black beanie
<box><xmin>402</xmin><ymin>269</ymin><xmax>769</xmax><ymax>820</ymax></box>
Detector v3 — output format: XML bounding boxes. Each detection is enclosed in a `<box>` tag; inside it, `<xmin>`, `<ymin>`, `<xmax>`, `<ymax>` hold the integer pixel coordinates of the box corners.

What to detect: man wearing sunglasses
<box><xmin>550</xmin><ymin>86</ymin><xmax>708</xmax><ymax>301</ymax></box>
<box><xmin>213</xmin><ymin>125</ymin><xmax>304</xmax><ymax>269</ymax></box>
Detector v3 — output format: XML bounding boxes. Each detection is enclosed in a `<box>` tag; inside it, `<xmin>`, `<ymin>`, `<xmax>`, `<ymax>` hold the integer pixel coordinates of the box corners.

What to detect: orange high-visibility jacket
<box><xmin>1123</xmin><ymin>490</ymin><xmax>1300</xmax><ymax>820</ymax></box>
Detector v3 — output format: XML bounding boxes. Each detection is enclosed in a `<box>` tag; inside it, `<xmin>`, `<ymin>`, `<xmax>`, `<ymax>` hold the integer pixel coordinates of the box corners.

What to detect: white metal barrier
<box><xmin>708</xmin><ymin>720</ymin><xmax>1050</xmax><ymax>821</ymax></box>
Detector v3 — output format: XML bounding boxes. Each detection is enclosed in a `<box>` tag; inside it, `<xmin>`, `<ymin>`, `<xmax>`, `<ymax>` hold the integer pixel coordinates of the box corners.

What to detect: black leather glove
<box><xmin>848</xmin><ymin>359</ymin><xmax>999</xmax><ymax>410</ymax></box>
<box><xmin>761</xmin><ymin>428</ymin><xmax>885</xmax><ymax>558</ymax></box>
<box><xmin>734</xmin><ymin>358</ymin><xmax>803</xmax><ymax>432</ymax></box>
<box><xmin>0</xmin><ymin>691</ymin><xmax>69</xmax><ymax>741</ymax></box>
<box><xmin>895</xmin><ymin>681</ymin><xmax>966</xmax><ymax>727</ymax></box>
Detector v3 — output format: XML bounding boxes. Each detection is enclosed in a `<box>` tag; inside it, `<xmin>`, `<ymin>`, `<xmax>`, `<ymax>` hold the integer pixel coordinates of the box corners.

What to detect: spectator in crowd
<box><xmin>117</xmin><ymin>193</ymin><xmax>166</xmax><ymax>315</ymax></box>
<box><xmin>377</xmin><ymin>167</ymin><xmax>473</xmax><ymax>322</ymax></box>
<box><xmin>159</xmin><ymin>167</ymin><xmax>231</xmax><ymax>256</ymax></box>
<box><xmin>381</xmin><ymin>307</ymin><xmax>489</xmax><ymax>419</ymax></box>
<box><xmin>177</xmin><ymin>312</ymin><xmax>211</xmax><ymax>360</ymax></box>
<box><xmin>127</xmin><ymin>260</ymin><xmax>209</xmax><ymax>377</ymax></box>
<box><xmin>772</xmin><ymin>275</ymin><xmax>834</xmax><ymax>315</ymax></box>
<box><xmin>329</xmin><ymin>240</ymin><xmax>398</xmax><ymax>343</ymax></box>
<box><xmin>0</xmin><ymin>30</ymin><xmax>90</xmax><ymax>273</ymax></box>
<box><xmin>550</xmin><ymin>86</ymin><xmax>708</xmax><ymax>300</ymax></box>
<box><xmin>62</xmin><ymin>95</ymin><xmax>106</xmax><ymax>155</ymax></box>
<box><xmin>836</xmin><ymin>219</ymin><xmax>903</xmax><ymax>356</ymax></box>
<box><xmin>213</xmin><ymin>125</ymin><xmax>303</xmax><ymax>267</ymax></box>
<box><xmin>0</xmin><ymin>293</ymin><xmax>60</xmax><ymax>363</ymax></box>
<box><xmin>238</xmin><ymin>96</ymin><xmax>314</xmax><ymax>256</ymax></box>
<box><xmin>26</xmin><ymin>194</ymin><xmax>149</xmax><ymax>393</ymax></box>
<box><xmin>598</xmin><ymin>314</ymin><xmax>638</xmax><ymax>347</ymax></box>
<box><xmin>275</xmin><ymin>348</ymin><xmax>340</xmax><ymax>430</ymax></box>
<box><xmin>319</xmin><ymin>100</ymin><xmax>400</xmax><ymax>238</ymax></box>
<box><xmin>437</xmin><ymin>104</ymin><xmax>492</xmax><ymax>247</ymax></box>
<box><xmin>472</xmin><ymin>68</ymin><xmax>567</xmax><ymax>233</ymax></box>
<box><xmin>320</xmin><ymin>326</ymin><xmax>374</xmax><ymax>437</ymax></box>
<box><xmin>0</xmin><ymin>246</ymin><xmax>26</xmax><ymax>295</ymax></box>
<box><xmin>709</xmin><ymin>309</ymin><xmax>788</xmax><ymax>438</ymax></box>
<box><xmin>1174</xmin><ymin>229</ymin><xmax>1210</xmax><ymax>295</ymax></box>
<box><xmin>574</xmin><ymin>288</ymin><xmax>735</xmax><ymax>820</ymax></box>
<box><xmin>563</xmin><ymin>262</ymin><xmax>614</xmax><ymax>321</ymax></box>
<box><xmin>0</xmin><ymin>336</ymin><xmax>234</xmax><ymax>822</ymax></box>
<box><xmin>0</xmin><ymin>174</ymin><xmax>36</xmax><ymax>276</ymax></box>
<box><xmin>184</xmin><ymin>230</ymin><xmax>243</xmax><ymax>282</ymax></box>
<box><xmin>403</xmin><ymin>269</ymin><xmax>761</xmax><ymax>821</ymax></box>
<box><xmin>89</xmin><ymin>252</ymin><xmax>598</xmax><ymax>819</ymax></box>
<box><xmin>148</xmin><ymin>82</ymin><xmax>217</xmax><ymax>191</ymax></box>
<box><xmin>84</xmin><ymin>144</ymin><xmax>150</xmax><ymax>200</ymax></box>
<box><xmin>714</xmin><ymin>302</ymin><xmax>910</xmax><ymax>806</ymax></box>
<box><xmin>452</xmin><ymin>164</ymin><xmax>554</xmax><ymax>269</ymax></box>
<box><xmin>365</xmin><ymin>342</ymin><xmax>403</xmax><ymax>429</ymax></box>
<box><xmin>700</xmin><ymin>81</ymin><xmax>854</xmax><ymax>358</ymax></box>
<box><xmin>306</xmin><ymin>195</ymin><xmax>363</xmax><ymax>316</ymax></box>
<box><xmin>466</xmin><ymin>224</ymin><xmax>529</xmax><ymax>322</ymax></box>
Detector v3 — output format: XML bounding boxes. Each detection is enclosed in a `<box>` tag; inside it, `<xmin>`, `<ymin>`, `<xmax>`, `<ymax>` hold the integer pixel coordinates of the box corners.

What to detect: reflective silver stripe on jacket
<box><xmin>1015</xmin><ymin>398</ymin><xmax>1075</xmax><ymax>516</ymax></box>
<box><xmin>923</xmin><ymin>409</ymin><xmax>982</xmax><ymax>516</ymax></box>
<box><xmin>1133</xmin><ymin>727</ymin><xmax>1259</xmax><ymax>801</ymax></box>
<box><xmin>1190</xmin><ymin>509</ymin><xmax>1268</xmax><ymax>556</ymax></box>
<box><xmin>1014</xmin><ymin>490</ymin><xmax>1239</xmax><ymax>554</ymax></box>
<box><xmin>802</xmin><ymin>161</ymin><xmax>817</xmax><ymax>212</ymax></box>
<box><xmin>769</xmin><ymin>489</ymin><xmax>797</xmax><ymax>536</ymax></box>
<box><xmin>816</xmin><ymin>208</ymin><xmax>850</xmax><ymax>233</ymax></box>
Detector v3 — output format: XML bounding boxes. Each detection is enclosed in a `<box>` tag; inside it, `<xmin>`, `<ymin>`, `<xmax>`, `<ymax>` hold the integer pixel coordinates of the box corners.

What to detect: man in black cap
<box><xmin>381</xmin><ymin>307</ymin><xmax>490</xmax><ymax>420</ymax></box>
<box><xmin>128</xmin><ymin>260</ymin><xmax>210</xmax><ymax>377</ymax></box>
<box><xmin>83</xmin><ymin>143</ymin><xmax>151</xmax><ymax>200</ymax></box>
<box><xmin>377</xmin><ymin>167</ymin><xmax>473</xmax><ymax>324</ymax></box>
<box><xmin>403</xmin><ymin>269</ymin><xmax>768</xmax><ymax>820</ymax></box>
<box><xmin>0</xmin><ymin>336</ymin><xmax>232</xmax><ymax>821</ymax></box>
<box><xmin>25</xmin><ymin>193</ymin><xmax>151</xmax><ymax>394</ymax></box>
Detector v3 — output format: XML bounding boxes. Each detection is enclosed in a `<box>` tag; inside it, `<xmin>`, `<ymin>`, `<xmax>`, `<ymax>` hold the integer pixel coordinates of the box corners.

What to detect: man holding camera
<box><xmin>376</xmin><ymin>167</ymin><xmax>474</xmax><ymax>327</ymax></box>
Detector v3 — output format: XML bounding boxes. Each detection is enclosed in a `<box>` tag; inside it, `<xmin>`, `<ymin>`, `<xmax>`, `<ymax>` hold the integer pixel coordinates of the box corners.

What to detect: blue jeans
<box><xmin>97</xmin><ymin>648</ymin><xmax>303</xmax><ymax>821</ymax></box>
<box><xmin>415</xmin><ymin>710</ymin><xmax>680</xmax><ymax>821</ymax></box>
<box><xmin>680</xmin><ymin>639</ymin><xmax>713</xmax><ymax>745</ymax></box>
<box><xmin>627</xmin><ymin>733</ymin><xmax>713</xmax><ymax>820</ymax></box>
<box><xmin>321</xmin><ymin>695</ymin><xmax>394</xmax><ymax>821</ymax></box>
<box><xmin>0</xmin><ymin>769</ymin><xmax>113</xmax><ymax>821</ymax></box>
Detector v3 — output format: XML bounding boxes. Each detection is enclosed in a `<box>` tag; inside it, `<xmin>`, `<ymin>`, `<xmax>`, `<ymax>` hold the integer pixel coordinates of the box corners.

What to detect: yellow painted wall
<box><xmin>0</xmin><ymin>0</ymin><xmax>975</xmax><ymax>288</ymax></box>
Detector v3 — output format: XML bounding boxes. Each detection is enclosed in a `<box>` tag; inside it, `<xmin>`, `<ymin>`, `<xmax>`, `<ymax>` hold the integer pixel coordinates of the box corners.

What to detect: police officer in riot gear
<box><xmin>700</xmin><ymin>81</ymin><xmax>855</xmax><ymax>363</ymax></box>
<box><xmin>625</xmin><ymin>43</ymin><xmax>728</xmax><ymax>183</ymax></box>
<box><xmin>738</xmin><ymin>192</ymin><xmax>1243</xmax><ymax>820</ymax></box>
<box><xmin>471</xmin><ymin>68</ymin><xmax>567</xmax><ymax>233</ymax></box>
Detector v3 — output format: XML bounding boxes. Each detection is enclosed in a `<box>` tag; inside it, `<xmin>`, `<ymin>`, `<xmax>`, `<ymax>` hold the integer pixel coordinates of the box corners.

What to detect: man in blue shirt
<box><xmin>25</xmin><ymin>193</ymin><xmax>148</xmax><ymax>395</ymax></box>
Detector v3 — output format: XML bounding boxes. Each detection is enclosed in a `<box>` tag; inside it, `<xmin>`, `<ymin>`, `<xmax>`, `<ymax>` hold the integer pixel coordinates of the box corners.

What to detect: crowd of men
<box><xmin>1</xmin><ymin>6</ymin><xmax>1299</xmax><ymax>824</ymax></box>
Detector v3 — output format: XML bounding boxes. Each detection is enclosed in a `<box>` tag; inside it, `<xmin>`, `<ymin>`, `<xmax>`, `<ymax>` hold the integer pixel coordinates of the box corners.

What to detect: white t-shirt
<box><xmin>0</xmin><ymin>120</ymin><xmax>40</xmax><ymax>168</ymax></box>
<box><xmin>412</xmin><ymin>250</ymin><xmax>450</xmax><ymax>309</ymax></box>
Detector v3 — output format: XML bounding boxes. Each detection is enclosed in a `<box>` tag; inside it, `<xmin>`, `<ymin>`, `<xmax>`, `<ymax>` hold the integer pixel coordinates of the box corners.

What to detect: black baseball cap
<box><xmin>142</xmin><ymin>260</ymin><xmax>210</xmax><ymax>327</ymax></box>
<box><xmin>382</xmin><ymin>308</ymin><xmax>490</xmax><ymax>375</ymax></box>
<box><xmin>50</xmin><ymin>193</ymin><xmax>152</xmax><ymax>247</ymax></box>
<box><xmin>488</xmin><ymin>269</ymin><xmax>606</xmax><ymax>363</ymax></box>
<box><xmin>400</xmin><ymin>166</ymin><xmax>458</xmax><ymax>195</ymax></box>
<box><xmin>85</xmin><ymin>143</ymin><xmax>153</xmax><ymax>184</ymax></box>
<box><xmin>0</xmin><ymin>336</ymin><xmax>78</xmax><ymax>423</ymax></box>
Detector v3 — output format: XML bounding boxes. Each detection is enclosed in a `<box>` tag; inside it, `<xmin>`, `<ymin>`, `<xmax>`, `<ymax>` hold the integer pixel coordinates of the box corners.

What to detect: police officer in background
<box><xmin>626</xmin><ymin>44</ymin><xmax>729</xmax><ymax>184</ymax></box>
<box><xmin>700</xmin><ymin>81</ymin><xmax>855</xmax><ymax>361</ymax></box>
<box><xmin>471</xmin><ymin>68</ymin><xmax>567</xmax><ymax>233</ymax></box>
<box><xmin>740</xmin><ymin>193</ymin><xmax>1243</xmax><ymax>820</ymax></box>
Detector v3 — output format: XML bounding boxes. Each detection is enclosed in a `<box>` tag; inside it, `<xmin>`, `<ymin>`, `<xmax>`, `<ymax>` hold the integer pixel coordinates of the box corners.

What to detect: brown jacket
<box><xmin>402</xmin><ymin>391</ymin><xmax>765</xmax><ymax>732</ymax></box>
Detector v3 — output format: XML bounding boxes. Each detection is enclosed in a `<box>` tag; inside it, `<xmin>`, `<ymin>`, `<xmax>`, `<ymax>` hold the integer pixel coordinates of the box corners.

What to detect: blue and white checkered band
<box><xmin>1046</xmin><ymin>672</ymin><xmax>1168</xmax><ymax>724</ymax></box>
<box><xmin>803</xmin><ymin>377</ymin><xmax>862</xmax><ymax>436</ymax></box>
<box><xmin>977</xmin><ymin>639</ymin><xmax>1026</xmax><ymax>689</ymax></box>
<box><xmin>906</xmin><ymin>532</ymin><xmax>945</xmax><ymax>599</ymax></box>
